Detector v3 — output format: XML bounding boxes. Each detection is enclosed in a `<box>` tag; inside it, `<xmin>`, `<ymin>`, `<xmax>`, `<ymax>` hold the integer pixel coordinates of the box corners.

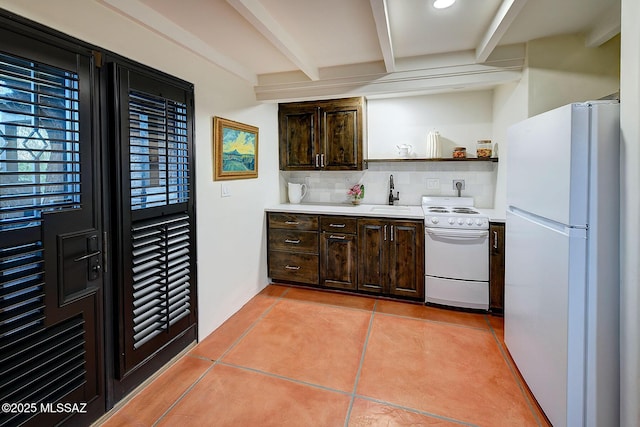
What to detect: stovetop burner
<box><xmin>452</xmin><ymin>208</ymin><xmax>479</xmax><ymax>214</ymax></box>
<box><xmin>421</xmin><ymin>196</ymin><xmax>488</xmax><ymax>229</ymax></box>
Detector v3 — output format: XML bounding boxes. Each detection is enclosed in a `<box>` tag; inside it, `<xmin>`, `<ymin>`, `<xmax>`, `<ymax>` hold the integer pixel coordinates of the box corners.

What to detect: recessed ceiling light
<box><xmin>433</xmin><ymin>0</ymin><xmax>456</xmax><ymax>9</ymax></box>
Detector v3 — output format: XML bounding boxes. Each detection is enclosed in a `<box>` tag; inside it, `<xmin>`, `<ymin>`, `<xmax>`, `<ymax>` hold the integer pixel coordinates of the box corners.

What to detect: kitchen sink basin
<box><xmin>369</xmin><ymin>205</ymin><xmax>412</xmax><ymax>213</ymax></box>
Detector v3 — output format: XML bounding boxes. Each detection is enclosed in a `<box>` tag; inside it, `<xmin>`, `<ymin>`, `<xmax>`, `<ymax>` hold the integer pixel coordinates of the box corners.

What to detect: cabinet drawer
<box><xmin>269</xmin><ymin>252</ymin><xmax>319</xmax><ymax>284</ymax></box>
<box><xmin>320</xmin><ymin>216</ymin><xmax>357</xmax><ymax>234</ymax></box>
<box><xmin>268</xmin><ymin>229</ymin><xmax>318</xmax><ymax>253</ymax></box>
<box><xmin>268</xmin><ymin>213</ymin><xmax>318</xmax><ymax>230</ymax></box>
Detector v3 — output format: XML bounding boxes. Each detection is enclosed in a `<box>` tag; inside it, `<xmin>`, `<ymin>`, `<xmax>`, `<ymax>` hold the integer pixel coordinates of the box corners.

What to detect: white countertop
<box><xmin>266</xmin><ymin>203</ymin><xmax>507</xmax><ymax>223</ymax></box>
<box><xmin>265</xmin><ymin>203</ymin><xmax>425</xmax><ymax>219</ymax></box>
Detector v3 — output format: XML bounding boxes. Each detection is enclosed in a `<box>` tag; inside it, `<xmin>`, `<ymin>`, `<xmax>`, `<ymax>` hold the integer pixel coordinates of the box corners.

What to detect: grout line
<box><xmin>354</xmin><ymin>395</ymin><xmax>481</xmax><ymax>427</ymax></box>
<box><xmin>215</xmin><ymin>293</ymin><xmax>282</xmax><ymax>361</ymax></box>
<box><xmin>343</xmin><ymin>299</ymin><xmax>377</xmax><ymax>427</ymax></box>
<box><xmin>152</xmin><ymin>361</ymin><xmax>217</xmax><ymax>427</ymax></box>
<box><xmin>277</xmin><ymin>295</ymin><xmax>378</xmax><ymax>315</ymax></box>
<box><xmin>374</xmin><ymin>310</ymin><xmax>492</xmax><ymax>333</ymax></box>
<box><xmin>216</xmin><ymin>361</ymin><xmax>352</xmax><ymax>396</ymax></box>
<box><xmin>486</xmin><ymin>317</ymin><xmax>545</xmax><ymax>427</ymax></box>
<box><xmin>151</xmin><ymin>288</ymin><xmax>288</xmax><ymax>426</ymax></box>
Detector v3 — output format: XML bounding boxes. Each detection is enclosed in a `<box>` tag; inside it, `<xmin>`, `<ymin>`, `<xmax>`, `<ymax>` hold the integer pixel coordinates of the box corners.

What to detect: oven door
<box><xmin>425</xmin><ymin>227</ymin><xmax>489</xmax><ymax>281</ymax></box>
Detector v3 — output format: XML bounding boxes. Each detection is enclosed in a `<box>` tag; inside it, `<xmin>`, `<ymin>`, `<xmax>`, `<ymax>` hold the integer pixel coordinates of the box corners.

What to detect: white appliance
<box><xmin>422</xmin><ymin>196</ymin><xmax>489</xmax><ymax>310</ymax></box>
<box><xmin>505</xmin><ymin>101</ymin><xmax>620</xmax><ymax>427</ymax></box>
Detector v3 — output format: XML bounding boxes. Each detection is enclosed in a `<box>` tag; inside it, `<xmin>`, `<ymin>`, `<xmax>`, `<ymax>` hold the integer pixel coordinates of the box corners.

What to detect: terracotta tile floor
<box><xmin>101</xmin><ymin>285</ymin><xmax>551</xmax><ymax>427</ymax></box>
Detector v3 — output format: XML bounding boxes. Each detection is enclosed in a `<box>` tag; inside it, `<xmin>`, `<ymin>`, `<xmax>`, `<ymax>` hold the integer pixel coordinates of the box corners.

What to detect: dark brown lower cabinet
<box><xmin>320</xmin><ymin>232</ymin><xmax>358</xmax><ymax>290</ymax></box>
<box><xmin>357</xmin><ymin>218</ymin><xmax>424</xmax><ymax>300</ymax></box>
<box><xmin>320</xmin><ymin>216</ymin><xmax>358</xmax><ymax>290</ymax></box>
<box><xmin>489</xmin><ymin>222</ymin><xmax>506</xmax><ymax>314</ymax></box>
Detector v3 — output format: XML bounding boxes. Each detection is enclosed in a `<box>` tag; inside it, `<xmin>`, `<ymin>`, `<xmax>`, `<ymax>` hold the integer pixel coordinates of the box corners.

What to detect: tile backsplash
<box><xmin>281</xmin><ymin>161</ymin><xmax>498</xmax><ymax>208</ymax></box>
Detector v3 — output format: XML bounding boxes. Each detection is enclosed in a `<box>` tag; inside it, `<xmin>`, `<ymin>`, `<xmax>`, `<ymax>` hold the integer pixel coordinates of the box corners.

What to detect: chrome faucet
<box><xmin>388</xmin><ymin>174</ymin><xmax>400</xmax><ymax>205</ymax></box>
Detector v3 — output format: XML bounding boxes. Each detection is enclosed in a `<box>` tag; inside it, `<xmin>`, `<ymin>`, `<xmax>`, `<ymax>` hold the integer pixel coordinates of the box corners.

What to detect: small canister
<box><xmin>476</xmin><ymin>140</ymin><xmax>492</xmax><ymax>158</ymax></box>
<box><xmin>453</xmin><ymin>147</ymin><xmax>466</xmax><ymax>159</ymax></box>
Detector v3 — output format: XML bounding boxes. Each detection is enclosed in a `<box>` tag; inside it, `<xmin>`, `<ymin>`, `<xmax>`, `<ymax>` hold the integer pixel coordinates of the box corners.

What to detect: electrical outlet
<box><xmin>426</xmin><ymin>178</ymin><xmax>440</xmax><ymax>189</ymax></box>
<box><xmin>221</xmin><ymin>183</ymin><xmax>232</xmax><ymax>197</ymax></box>
<box><xmin>452</xmin><ymin>179</ymin><xmax>465</xmax><ymax>190</ymax></box>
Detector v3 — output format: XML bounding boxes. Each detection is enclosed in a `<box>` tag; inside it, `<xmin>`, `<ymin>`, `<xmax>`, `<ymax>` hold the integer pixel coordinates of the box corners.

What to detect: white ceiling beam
<box><xmin>369</xmin><ymin>0</ymin><xmax>396</xmax><ymax>73</ymax></box>
<box><xmin>585</xmin><ymin>2</ymin><xmax>621</xmax><ymax>47</ymax></box>
<box><xmin>475</xmin><ymin>0</ymin><xmax>528</xmax><ymax>63</ymax></box>
<box><xmin>100</xmin><ymin>0</ymin><xmax>257</xmax><ymax>84</ymax></box>
<box><xmin>255</xmin><ymin>47</ymin><xmax>525</xmax><ymax>102</ymax></box>
<box><xmin>226</xmin><ymin>0</ymin><xmax>320</xmax><ymax>81</ymax></box>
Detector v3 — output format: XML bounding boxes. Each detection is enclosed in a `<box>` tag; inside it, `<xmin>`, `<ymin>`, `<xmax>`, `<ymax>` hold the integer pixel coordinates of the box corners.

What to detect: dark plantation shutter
<box><xmin>113</xmin><ymin>65</ymin><xmax>196</xmax><ymax>377</ymax></box>
<box><xmin>129</xmin><ymin>91</ymin><xmax>189</xmax><ymax>211</ymax></box>
<box><xmin>0</xmin><ymin>52</ymin><xmax>81</xmax><ymax>232</ymax></box>
<box><xmin>131</xmin><ymin>214</ymin><xmax>191</xmax><ymax>349</ymax></box>
<box><xmin>0</xmin><ymin>44</ymin><xmax>97</xmax><ymax>426</ymax></box>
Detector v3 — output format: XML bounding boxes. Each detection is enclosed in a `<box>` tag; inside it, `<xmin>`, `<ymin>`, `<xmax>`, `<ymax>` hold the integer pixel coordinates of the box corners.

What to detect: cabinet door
<box><xmin>357</xmin><ymin>219</ymin><xmax>387</xmax><ymax>294</ymax></box>
<box><xmin>320</xmin><ymin>100</ymin><xmax>363</xmax><ymax>170</ymax></box>
<box><xmin>320</xmin><ymin>232</ymin><xmax>357</xmax><ymax>290</ymax></box>
<box><xmin>489</xmin><ymin>223</ymin><xmax>506</xmax><ymax>314</ymax></box>
<box><xmin>388</xmin><ymin>221</ymin><xmax>425</xmax><ymax>300</ymax></box>
<box><xmin>278</xmin><ymin>104</ymin><xmax>319</xmax><ymax>170</ymax></box>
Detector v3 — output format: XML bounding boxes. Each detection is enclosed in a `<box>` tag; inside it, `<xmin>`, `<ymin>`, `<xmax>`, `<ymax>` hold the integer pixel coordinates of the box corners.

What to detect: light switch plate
<box><xmin>221</xmin><ymin>184</ymin><xmax>231</xmax><ymax>197</ymax></box>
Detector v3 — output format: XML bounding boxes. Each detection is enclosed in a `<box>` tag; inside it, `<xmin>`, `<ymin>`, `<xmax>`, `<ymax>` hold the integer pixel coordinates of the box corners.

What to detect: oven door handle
<box><xmin>426</xmin><ymin>228</ymin><xmax>488</xmax><ymax>240</ymax></box>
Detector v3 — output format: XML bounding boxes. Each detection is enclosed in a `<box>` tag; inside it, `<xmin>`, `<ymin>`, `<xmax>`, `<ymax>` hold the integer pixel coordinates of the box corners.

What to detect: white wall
<box><xmin>619</xmin><ymin>0</ymin><xmax>640</xmax><ymax>424</ymax></box>
<box><xmin>491</xmin><ymin>72</ymin><xmax>529</xmax><ymax>214</ymax></box>
<box><xmin>367</xmin><ymin>91</ymin><xmax>494</xmax><ymax>159</ymax></box>
<box><xmin>0</xmin><ymin>0</ymin><xmax>281</xmax><ymax>340</ymax></box>
<box><xmin>527</xmin><ymin>34</ymin><xmax>620</xmax><ymax>117</ymax></box>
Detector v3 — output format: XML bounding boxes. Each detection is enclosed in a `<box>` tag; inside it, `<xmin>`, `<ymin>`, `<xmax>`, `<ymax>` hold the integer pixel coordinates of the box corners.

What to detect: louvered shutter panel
<box><xmin>114</xmin><ymin>66</ymin><xmax>196</xmax><ymax>377</ymax></box>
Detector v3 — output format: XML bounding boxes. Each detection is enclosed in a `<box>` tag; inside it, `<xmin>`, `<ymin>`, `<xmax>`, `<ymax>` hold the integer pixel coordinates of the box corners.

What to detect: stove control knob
<box><xmin>457</xmin><ymin>218</ymin><xmax>464</xmax><ymax>225</ymax></box>
<box><xmin>475</xmin><ymin>219</ymin><xmax>483</xmax><ymax>226</ymax></box>
<box><xmin>466</xmin><ymin>218</ymin><xmax>474</xmax><ymax>225</ymax></box>
<box><xmin>431</xmin><ymin>217</ymin><xmax>439</xmax><ymax>224</ymax></box>
<box><xmin>448</xmin><ymin>218</ymin><xmax>455</xmax><ymax>225</ymax></box>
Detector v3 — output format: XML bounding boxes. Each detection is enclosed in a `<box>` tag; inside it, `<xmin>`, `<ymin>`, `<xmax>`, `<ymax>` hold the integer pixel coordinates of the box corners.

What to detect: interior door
<box><xmin>0</xmin><ymin>30</ymin><xmax>104</xmax><ymax>426</ymax></box>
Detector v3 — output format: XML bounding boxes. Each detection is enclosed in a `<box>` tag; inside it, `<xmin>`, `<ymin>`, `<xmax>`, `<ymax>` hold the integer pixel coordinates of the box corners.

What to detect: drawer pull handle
<box><xmin>329</xmin><ymin>235</ymin><xmax>346</xmax><ymax>239</ymax></box>
<box><xmin>284</xmin><ymin>239</ymin><xmax>301</xmax><ymax>244</ymax></box>
<box><xmin>285</xmin><ymin>265</ymin><xmax>301</xmax><ymax>270</ymax></box>
<box><xmin>285</xmin><ymin>221</ymin><xmax>300</xmax><ymax>225</ymax></box>
<box><xmin>329</xmin><ymin>223</ymin><xmax>345</xmax><ymax>228</ymax></box>
<box><xmin>493</xmin><ymin>231</ymin><xmax>498</xmax><ymax>249</ymax></box>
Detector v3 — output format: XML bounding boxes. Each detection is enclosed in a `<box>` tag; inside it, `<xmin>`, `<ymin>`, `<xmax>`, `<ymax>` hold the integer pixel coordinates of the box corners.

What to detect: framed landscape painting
<box><xmin>213</xmin><ymin>116</ymin><xmax>259</xmax><ymax>180</ymax></box>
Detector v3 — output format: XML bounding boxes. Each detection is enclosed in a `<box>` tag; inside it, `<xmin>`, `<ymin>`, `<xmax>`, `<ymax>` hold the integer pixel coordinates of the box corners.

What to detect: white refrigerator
<box><xmin>505</xmin><ymin>101</ymin><xmax>620</xmax><ymax>427</ymax></box>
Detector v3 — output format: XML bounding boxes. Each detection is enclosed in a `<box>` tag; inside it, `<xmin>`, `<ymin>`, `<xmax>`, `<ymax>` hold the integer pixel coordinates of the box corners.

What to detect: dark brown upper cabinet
<box><xmin>278</xmin><ymin>97</ymin><xmax>365</xmax><ymax>171</ymax></box>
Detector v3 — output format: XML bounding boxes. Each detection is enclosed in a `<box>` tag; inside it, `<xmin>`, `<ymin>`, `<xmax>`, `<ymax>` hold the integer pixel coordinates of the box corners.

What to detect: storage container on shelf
<box><xmin>476</xmin><ymin>140</ymin><xmax>492</xmax><ymax>158</ymax></box>
<box><xmin>452</xmin><ymin>147</ymin><xmax>466</xmax><ymax>159</ymax></box>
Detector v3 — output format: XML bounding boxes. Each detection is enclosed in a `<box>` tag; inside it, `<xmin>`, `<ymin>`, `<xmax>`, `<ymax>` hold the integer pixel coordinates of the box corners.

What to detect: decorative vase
<box><xmin>352</xmin><ymin>198</ymin><xmax>361</xmax><ymax>205</ymax></box>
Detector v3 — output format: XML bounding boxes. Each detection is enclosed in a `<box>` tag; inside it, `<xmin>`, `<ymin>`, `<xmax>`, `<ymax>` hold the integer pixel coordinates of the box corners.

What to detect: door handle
<box><xmin>73</xmin><ymin>250</ymin><xmax>102</xmax><ymax>262</ymax></box>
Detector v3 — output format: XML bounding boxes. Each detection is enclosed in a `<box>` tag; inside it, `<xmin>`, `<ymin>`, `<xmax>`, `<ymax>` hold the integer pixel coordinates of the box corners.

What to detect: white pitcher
<box><xmin>287</xmin><ymin>182</ymin><xmax>307</xmax><ymax>204</ymax></box>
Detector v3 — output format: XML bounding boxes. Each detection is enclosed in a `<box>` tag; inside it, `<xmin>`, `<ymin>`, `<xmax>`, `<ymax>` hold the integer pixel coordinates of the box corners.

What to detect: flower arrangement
<box><xmin>347</xmin><ymin>184</ymin><xmax>365</xmax><ymax>204</ymax></box>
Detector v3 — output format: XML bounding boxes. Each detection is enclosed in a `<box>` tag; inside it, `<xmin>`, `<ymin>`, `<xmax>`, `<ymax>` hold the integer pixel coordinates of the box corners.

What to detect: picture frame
<box><xmin>213</xmin><ymin>116</ymin><xmax>259</xmax><ymax>180</ymax></box>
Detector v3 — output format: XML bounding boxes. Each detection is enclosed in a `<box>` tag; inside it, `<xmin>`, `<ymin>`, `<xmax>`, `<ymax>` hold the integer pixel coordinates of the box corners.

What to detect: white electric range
<box><xmin>421</xmin><ymin>196</ymin><xmax>489</xmax><ymax>310</ymax></box>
